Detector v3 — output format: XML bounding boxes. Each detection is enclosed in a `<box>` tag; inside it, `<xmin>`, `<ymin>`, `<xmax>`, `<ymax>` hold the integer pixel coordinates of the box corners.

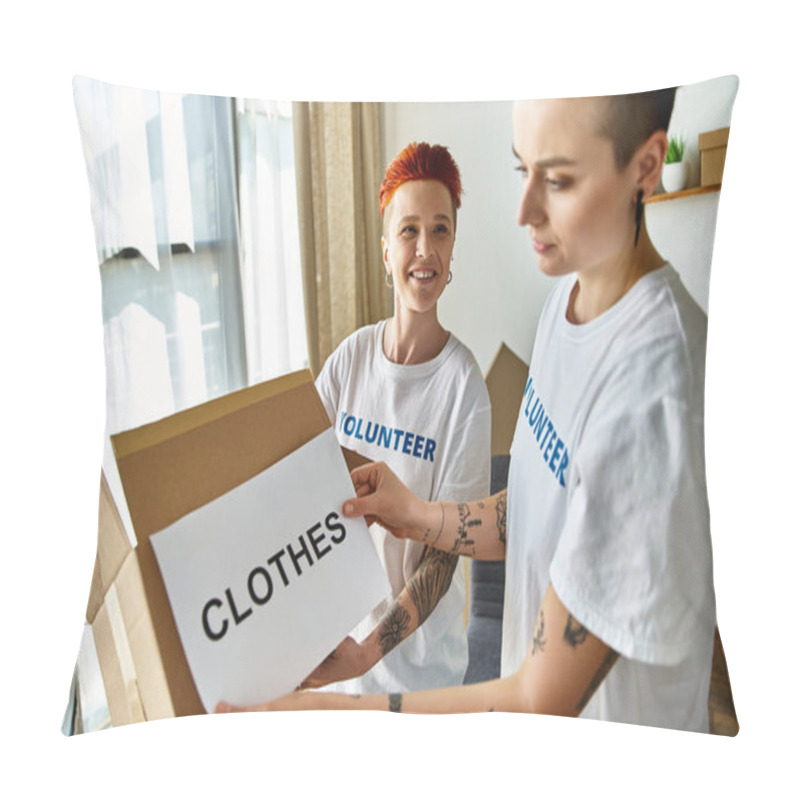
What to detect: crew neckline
<box><xmin>559</xmin><ymin>263</ymin><xmax>674</xmax><ymax>340</ymax></box>
<box><xmin>375</xmin><ymin>319</ymin><xmax>456</xmax><ymax>378</ymax></box>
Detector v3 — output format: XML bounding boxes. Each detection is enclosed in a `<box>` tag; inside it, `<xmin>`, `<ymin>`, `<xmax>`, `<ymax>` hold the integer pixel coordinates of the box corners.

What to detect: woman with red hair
<box><xmin>298</xmin><ymin>142</ymin><xmax>491</xmax><ymax>696</ymax></box>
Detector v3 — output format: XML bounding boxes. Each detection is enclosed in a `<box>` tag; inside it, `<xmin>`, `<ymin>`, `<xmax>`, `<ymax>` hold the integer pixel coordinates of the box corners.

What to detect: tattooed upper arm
<box><xmin>574</xmin><ymin>649</ymin><xmax>618</xmax><ymax>714</ymax></box>
<box><xmin>564</xmin><ymin>614</ymin><xmax>588</xmax><ymax>647</ymax></box>
<box><xmin>560</xmin><ymin>612</ymin><xmax>618</xmax><ymax>713</ymax></box>
<box><xmin>521</xmin><ymin>585</ymin><xmax>619</xmax><ymax>717</ymax></box>
<box><xmin>531</xmin><ymin>609</ymin><xmax>546</xmax><ymax>656</ymax></box>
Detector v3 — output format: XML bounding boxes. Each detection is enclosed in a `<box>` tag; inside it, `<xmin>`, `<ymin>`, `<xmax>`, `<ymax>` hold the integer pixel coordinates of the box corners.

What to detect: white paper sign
<box><xmin>151</xmin><ymin>428</ymin><xmax>389</xmax><ymax>712</ymax></box>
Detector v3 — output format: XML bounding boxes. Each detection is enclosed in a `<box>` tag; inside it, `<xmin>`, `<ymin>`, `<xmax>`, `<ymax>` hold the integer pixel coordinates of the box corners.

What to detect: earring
<box><xmin>634</xmin><ymin>189</ymin><xmax>644</xmax><ymax>247</ymax></box>
<box><xmin>447</xmin><ymin>271</ymin><xmax>453</xmax><ymax>285</ymax></box>
<box><xmin>385</xmin><ymin>272</ymin><xmax>393</xmax><ymax>289</ymax></box>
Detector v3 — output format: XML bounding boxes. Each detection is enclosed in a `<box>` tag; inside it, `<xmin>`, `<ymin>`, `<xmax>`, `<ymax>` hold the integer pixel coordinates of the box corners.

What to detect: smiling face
<box><xmin>382</xmin><ymin>179</ymin><xmax>455</xmax><ymax>317</ymax></box>
<box><xmin>512</xmin><ymin>98</ymin><xmax>641</xmax><ymax>280</ymax></box>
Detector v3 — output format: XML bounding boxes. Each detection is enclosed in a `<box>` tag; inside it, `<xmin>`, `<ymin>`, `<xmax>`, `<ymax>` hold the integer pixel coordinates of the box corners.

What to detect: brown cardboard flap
<box><xmin>118</xmin><ymin>549</ymin><xmax>175</xmax><ymax>721</ymax></box>
<box><xmin>92</xmin><ymin>600</ymin><xmax>129</xmax><ymax>726</ymax></box>
<box><xmin>86</xmin><ymin>472</ymin><xmax>133</xmax><ymax>624</ymax></box>
<box><xmin>112</xmin><ymin>369</ymin><xmax>315</xmax><ymax>461</ymax></box>
<box><xmin>112</xmin><ymin>370</ymin><xmax>330</xmax><ymax>540</ymax></box>
<box><xmin>485</xmin><ymin>343</ymin><xmax>529</xmax><ymax>456</ymax></box>
<box><xmin>92</xmin><ymin>580</ymin><xmax>147</xmax><ymax>727</ymax></box>
<box><xmin>109</xmin><ymin>369</ymin><xmax>331</xmax><ymax>717</ymax></box>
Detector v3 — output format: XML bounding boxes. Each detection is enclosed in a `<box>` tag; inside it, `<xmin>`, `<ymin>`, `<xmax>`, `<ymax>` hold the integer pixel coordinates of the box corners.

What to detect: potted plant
<box><xmin>661</xmin><ymin>135</ymin><xmax>690</xmax><ymax>193</ymax></box>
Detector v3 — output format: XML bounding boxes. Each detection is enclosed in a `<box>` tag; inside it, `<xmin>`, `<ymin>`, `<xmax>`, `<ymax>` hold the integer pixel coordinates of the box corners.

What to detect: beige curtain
<box><xmin>292</xmin><ymin>102</ymin><xmax>392</xmax><ymax>376</ymax></box>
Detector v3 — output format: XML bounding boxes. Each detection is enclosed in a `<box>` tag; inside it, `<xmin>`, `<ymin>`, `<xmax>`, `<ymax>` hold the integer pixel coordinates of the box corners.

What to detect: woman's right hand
<box><xmin>343</xmin><ymin>462</ymin><xmax>437</xmax><ymax>543</ymax></box>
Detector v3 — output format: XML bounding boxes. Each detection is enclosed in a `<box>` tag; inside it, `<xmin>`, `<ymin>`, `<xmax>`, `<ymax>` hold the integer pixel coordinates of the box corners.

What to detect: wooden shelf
<box><xmin>646</xmin><ymin>184</ymin><xmax>721</xmax><ymax>204</ymax></box>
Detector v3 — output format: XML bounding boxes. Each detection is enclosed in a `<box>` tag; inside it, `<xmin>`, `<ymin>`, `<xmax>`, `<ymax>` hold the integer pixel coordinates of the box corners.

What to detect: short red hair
<box><xmin>379</xmin><ymin>142</ymin><xmax>463</xmax><ymax>217</ymax></box>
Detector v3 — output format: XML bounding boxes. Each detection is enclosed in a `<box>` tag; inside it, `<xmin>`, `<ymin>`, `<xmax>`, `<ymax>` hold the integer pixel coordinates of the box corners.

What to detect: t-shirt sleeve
<box><xmin>549</xmin><ymin>396</ymin><xmax>714</xmax><ymax>667</ymax></box>
<box><xmin>314</xmin><ymin>348</ymin><xmax>342</xmax><ymax>426</ymax></box>
<box><xmin>434</xmin><ymin>376</ymin><xmax>492</xmax><ymax>504</ymax></box>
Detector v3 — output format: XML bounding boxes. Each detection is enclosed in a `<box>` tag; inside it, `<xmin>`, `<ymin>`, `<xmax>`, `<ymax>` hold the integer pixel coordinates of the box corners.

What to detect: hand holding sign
<box><xmin>344</xmin><ymin>461</ymin><xmax>437</xmax><ymax>543</ymax></box>
<box><xmin>151</xmin><ymin>429</ymin><xmax>390</xmax><ymax>712</ymax></box>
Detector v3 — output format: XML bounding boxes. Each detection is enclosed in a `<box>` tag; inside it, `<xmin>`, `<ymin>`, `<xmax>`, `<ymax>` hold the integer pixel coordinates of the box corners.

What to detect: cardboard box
<box><xmin>85</xmin><ymin>472</ymin><xmax>131</xmax><ymax>626</ymax></box>
<box><xmin>698</xmin><ymin>127</ymin><xmax>730</xmax><ymax>187</ymax></box>
<box><xmin>88</xmin><ymin>369</ymin><xmax>345</xmax><ymax>723</ymax></box>
<box><xmin>484</xmin><ymin>343</ymin><xmax>530</xmax><ymax>456</ymax></box>
<box><xmin>91</xmin><ymin>547</ymin><xmax>172</xmax><ymax>724</ymax></box>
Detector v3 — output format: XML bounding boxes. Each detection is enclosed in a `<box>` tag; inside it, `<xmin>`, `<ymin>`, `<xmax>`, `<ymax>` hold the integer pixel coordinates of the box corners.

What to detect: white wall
<box><xmin>381</xmin><ymin>76</ymin><xmax>739</xmax><ymax>370</ymax></box>
<box><xmin>648</xmin><ymin>75</ymin><xmax>740</xmax><ymax>313</ymax></box>
<box><xmin>647</xmin><ymin>192</ymin><xmax>721</xmax><ymax>313</ymax></box>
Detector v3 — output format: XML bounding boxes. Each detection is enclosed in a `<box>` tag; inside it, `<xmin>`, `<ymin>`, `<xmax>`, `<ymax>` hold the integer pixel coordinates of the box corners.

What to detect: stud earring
<box><xmin>634</xmin><ymin>189</ymin><xmax>644</xmax><ymax>247</ymax></box>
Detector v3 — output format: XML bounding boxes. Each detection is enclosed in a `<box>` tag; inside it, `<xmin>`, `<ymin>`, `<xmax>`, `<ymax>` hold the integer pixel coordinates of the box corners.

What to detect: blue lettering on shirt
<box><xmin>521</xmin><ymin>376</ymin><xmax>569</xmax><ymax>487</ymax></box>
<box><xmin>338</xmin><ymin>412</ymin><xmax>437</xmax><ymax>463</ymax></box>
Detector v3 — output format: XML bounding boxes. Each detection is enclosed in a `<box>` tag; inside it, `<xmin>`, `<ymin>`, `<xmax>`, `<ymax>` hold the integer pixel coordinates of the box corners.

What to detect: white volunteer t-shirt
<box><xmin>502</xmin><ymin>264</ymin><xmax>716</xmax><ymax>732</ymax></box>
<box><xmin>316</xmin><ymin>319</ymin><xmax>491</xmax><ymax>693</ymax></box>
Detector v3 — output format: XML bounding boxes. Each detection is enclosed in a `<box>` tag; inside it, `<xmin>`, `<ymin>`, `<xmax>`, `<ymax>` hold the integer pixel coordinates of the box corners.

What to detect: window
<box><xmin>74</xmin><ymin>78</ymin><xmax>307</xmax><ymax>540</ymax></box>
<box><xmin>69</xmin><ymin>80</ymin><xmax>309</xmax><ymax>734</ymax></box>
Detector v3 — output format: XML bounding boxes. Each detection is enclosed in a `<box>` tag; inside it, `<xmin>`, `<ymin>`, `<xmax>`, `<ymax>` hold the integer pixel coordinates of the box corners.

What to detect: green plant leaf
<box><xmin>665</xmin><ymin>134</ymin><xmax>686</xmax><ymax>164</ymax></box>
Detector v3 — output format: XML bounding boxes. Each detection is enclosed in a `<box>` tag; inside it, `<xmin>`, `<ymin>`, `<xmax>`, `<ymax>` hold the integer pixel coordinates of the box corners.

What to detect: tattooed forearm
<box><xmin>378</xmin><ymin>606</ymin><xmax>411</xmax><ymax>655</ymax></box>
<box><xmin>422</xmin><ymin>503</ymin><xmax>445</xmax><ymax>547</ymax></box>
<box><xmin>388</xmin><ymin>693</ymin><xmax>403</xmax><ymax>713</ymax></box>
<box><xmin>373</xmin><ymin>547</ymin><xmax>457</xmax><ymax>658</ymax></box>
<box><xmin>407</xmin><ymin>548</ymin><xmax>459</xmax><ymax>626</ymax></box>
<box><xmin>453</xmin><ymin>502</ymin><xmax>482</xmax><ymax>555</ymax></box>
<box><xmin>495</xmin><ymin>490</ymin><xmax>507</xmax><ymax>545</ymax></box>
<box><xmin>563</xmin><ymin>614</ymin><xmax>588</xmax><ymax>648</ymax></box>
<box><xmin>531</xmin><ymin>609</ymin><xmax>546</xmax><ymax>656</ymax></box>
<box><xmin>575</xmin><ymin>650</ymin><xmax>619</xmax><ymax>714</ymax></box>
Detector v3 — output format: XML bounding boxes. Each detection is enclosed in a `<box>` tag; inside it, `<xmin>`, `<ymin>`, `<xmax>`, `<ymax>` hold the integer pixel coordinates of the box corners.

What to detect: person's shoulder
<box><xmin>543</xmin><ymin>274</ymin><xmax>577</xmax><ymax>316</ymax></box>
<box><xmin>604</xmin><ymin>267</ymin><xmax>708</xmax><ymax>410</ymax></box>
<box><xmin>329</xmin><ymin>321</ymin><xmax>383</xmax><ymax>362</ymax></box>
<box><xmin>639</xmin><ymin>264</ymin><xmax>707</xmax><ymax>337</ymax></box>
<box><xmin>344</xmin><ymin>320</ymin><xmax>383</xmax><ymax>347</ymax></box>
<box><xmin>444</xmin><ymin>334</ymin><xmax>483</xmax><ymax>378</ymax></box>
<box><xmin>317</xmin><ymin>322</ymin><xmax>383</xmax><ymax>396</ymax></box>
<box><xmin>662</xmin><ymin>265</ymin><xmax>708</xmax><ymax>343</ymax></box>
<box><xmin>608</xmin><ymin>266</ymin><xmax>704</xmax><ymax>368</ymax></box>
<box><xmin>442</xmin><ymin>334</ymin><xmax>491</xmax><ymax>405</ymax></box>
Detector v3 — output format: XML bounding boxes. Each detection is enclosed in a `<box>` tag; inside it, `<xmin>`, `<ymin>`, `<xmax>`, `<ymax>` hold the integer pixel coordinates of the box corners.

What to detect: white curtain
<box><xmin>75</xmin><ymin>78</ymin><xmax>243</xmax><ymax>544</ymax></box>
<box><xmin>74</xmin><ymin>77</ymin><xmax>195</xmax><ymax>272</ymax></box>
<box><xmin>291</xmin><ymin>101</ymin><xmax>389</xmax><ymax>376</ymax></box>
<box><xmin>236</xmin><ymin>98</ymin><xmax>308</xmax><ymax>385</ymax></box>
